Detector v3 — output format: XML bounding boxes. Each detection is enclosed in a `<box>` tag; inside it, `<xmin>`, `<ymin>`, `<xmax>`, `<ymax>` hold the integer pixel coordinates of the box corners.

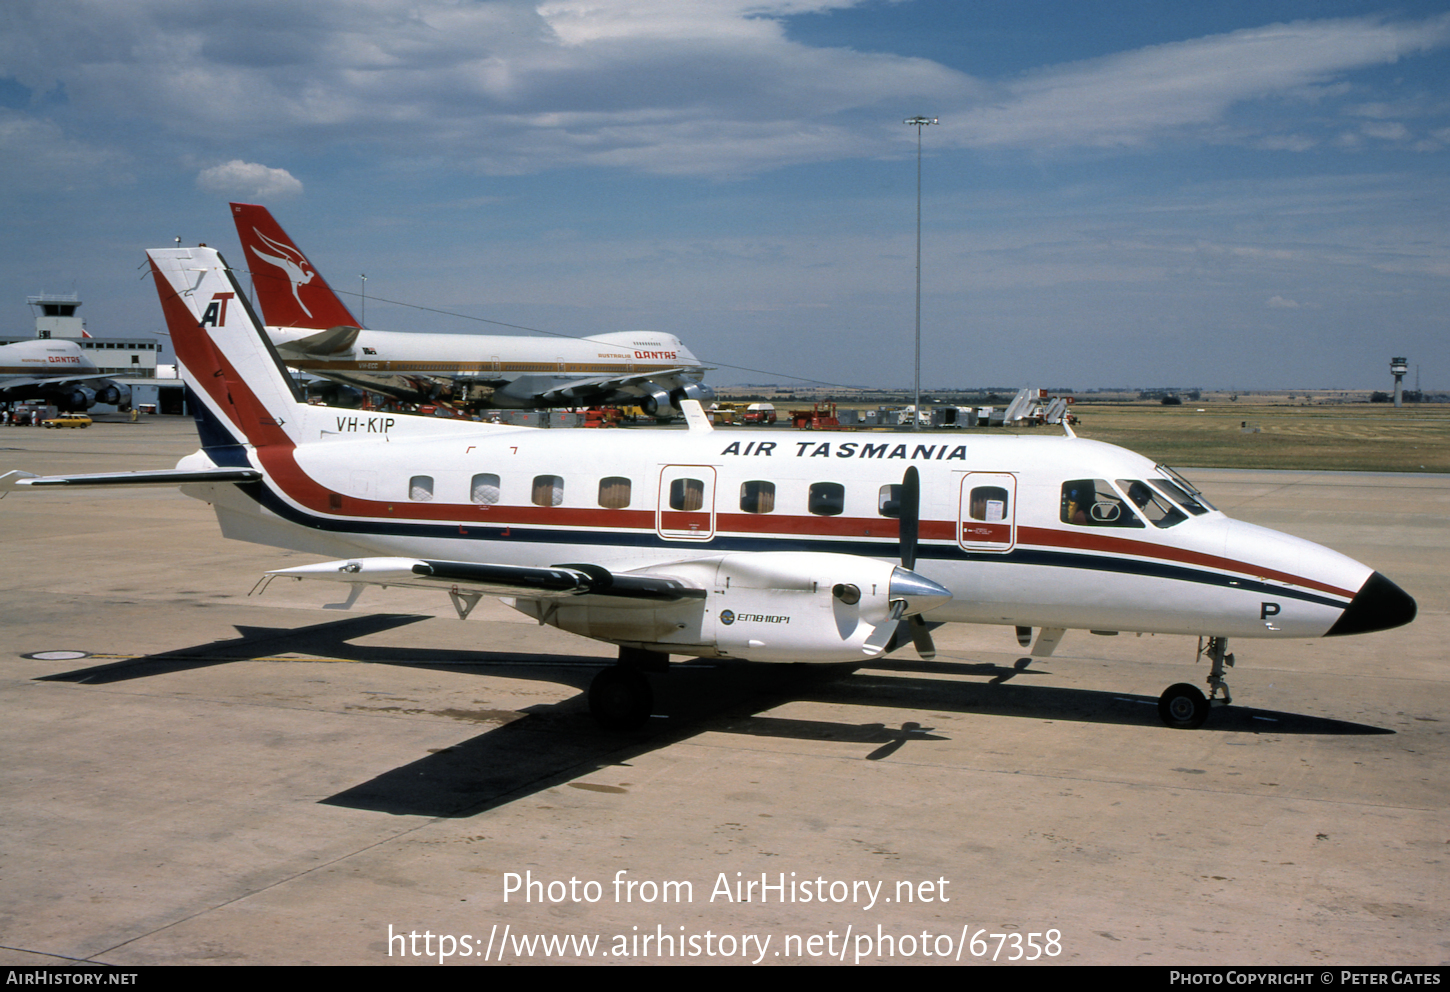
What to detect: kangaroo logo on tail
<box><xmin>248</xmin><ymin>228</ymin><xmax>317</xmax><ymax>318</ymax></box>
<box><xmin>230</xmin><ymin>203</ymin><xmax>359</xmax><ymax>330</ymax></box>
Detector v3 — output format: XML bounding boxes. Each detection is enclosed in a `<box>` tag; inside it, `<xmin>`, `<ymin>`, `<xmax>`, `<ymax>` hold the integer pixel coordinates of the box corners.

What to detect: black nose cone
<box><xmin>1325</xmin><ymin>572</ymin><xmax>1417</xmax><ymax>637</ymax></box>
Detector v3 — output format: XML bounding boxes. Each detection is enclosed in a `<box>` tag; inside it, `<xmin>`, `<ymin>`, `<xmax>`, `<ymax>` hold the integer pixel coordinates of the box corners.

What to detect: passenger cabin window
<box><xmin>1061</xmin><ymin>479</ymin><xmax>1142</xmax><ymax>528</ymax></box>
<box><xmin>670</xmin><ymin>478</ymin><xmax>705</xmax><ymax>512</ymax></box>
<box><xmin>532</xmin><ymin>475</ymin><xmax>564</xmax><ymax>507</ymax></box>
<box><xmin>409</xmin><ymin>476</ymin><xmax>434</xmax><ymax>502</ymax></box>
<box><xmin>1117</xmin><ymin>479</ymin><xmax>1186</xmax><ymax>528</ymax></box>
<box><xmin>740</xmin><ymin>480</ymin><xmax>775</xmax><ymax>514</ymax></box>
<box><xmin>809</xmin><ymin>482</ymin><xmax>845</xmax><ymax>516</ymax></box>
<box><xmin>878</xmin><ymin>484</ymin><xmax>901</xmax><ymax>518</ymax></box>
<box><xmin>598</xmin><ymin>476</ymin><xmax>632</xmax><ymax>509</ymax></box>
<box><xmin>470</xmin><ymin>473</ymin><xmax>500</xmax><ymax>506</ymax></box>
<box><xmin>968</xmin><ymin>485</ymin><xmax>1010</xmax><ymax>523</ymax></box>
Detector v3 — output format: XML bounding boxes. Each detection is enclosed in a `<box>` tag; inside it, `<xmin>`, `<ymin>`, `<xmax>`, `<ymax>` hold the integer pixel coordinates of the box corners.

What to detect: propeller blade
<box><xmin>863</xmin><ymin>599</ymin><xmax>907</xmax><ymax>654</ymax></box>
<box><xmin>907</xmin><ymin>615</ymin><xmax>936</xmax><ymax>660</ymax></box>
<box><xmin>900</xmin><ymin>466</ymin><xmax>920</xmax><ymax>571</ymax></box>
<box><xmin>898</xmin><ymin>466</ymin><xmax>935</xmax><ymax>658</ymax></box>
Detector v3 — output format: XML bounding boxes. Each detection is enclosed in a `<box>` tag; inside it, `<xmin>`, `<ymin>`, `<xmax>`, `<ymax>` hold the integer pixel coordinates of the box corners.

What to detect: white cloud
<box><xmin>0</xmin><ymin>109</ymin><xmax>129</xmax><ymax>191</ymax></box>
<box><xmin>948</xmin><ymin>16</ymin><xmax>1450</xmax><ymax>150</ymax></box>
<box><xmin>1361</xmin><ymin>121</ymin><xmax>1409</xmax><ymax>141</ymax></box>
<box><xmin>196</xmin><ymin>160</ymin><xmax>303</xmax><ymax>199</ymax></box>
<box><xmin>0</xmin><ymin>3</ymin><xmax>1445</xmax><ymax>179</ymax></box>
<box><xmin>0</xmin><ymin>0</ymin><xmax>973</xmax><ymax>177</ymax></box>
<box><xmin>1267</xmin><ymin>295</ymin><xmax>1300</xmax><ymax>308</ymax></box>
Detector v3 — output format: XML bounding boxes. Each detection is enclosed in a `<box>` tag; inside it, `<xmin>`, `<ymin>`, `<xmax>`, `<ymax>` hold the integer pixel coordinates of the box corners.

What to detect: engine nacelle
<box><xmin>670</xmin><ymin>381</ymin><xmax>714</xmax><ymax>408</ymax></box>
<box><xmin>94</xmin><ymin>382</ymin><xmax>131</xmax><ymax>408</ymax></box>
<box><xmin>63</xmin><ymin>385</ymin><xmax>97</xmax><ymax>410</ymax></box>
<box><xmin>511</xmin><ymin>552</ymin><xmax>950</xmax><ymax>664</ymax></box>
<box><xmin>637</xmin><ymin>384</ymin><xmax>675</xmax><ymax>419</ymax></box>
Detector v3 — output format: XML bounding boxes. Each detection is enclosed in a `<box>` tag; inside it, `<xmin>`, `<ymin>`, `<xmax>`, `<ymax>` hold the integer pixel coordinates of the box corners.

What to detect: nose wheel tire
<box><xmin>589</xmin><ymin>666</ymin><xmax>653</xmax><ymax>731</ymax></box>
<box><xmin>1158</xmin><ymin>682</ymin><xmax>1210</xmax><ymax>730</ymax></box>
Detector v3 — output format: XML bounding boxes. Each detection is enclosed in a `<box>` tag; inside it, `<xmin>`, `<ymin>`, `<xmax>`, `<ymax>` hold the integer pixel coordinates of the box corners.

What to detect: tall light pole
<box><xmin>904</xmin><ymin>116</ymin><xmax>937</xmax><ymax>430</ymax></box>
<box><xmin>359</xmin><ymin>274</ymin><xmax>367</xmax><ymax>326</ymax></box>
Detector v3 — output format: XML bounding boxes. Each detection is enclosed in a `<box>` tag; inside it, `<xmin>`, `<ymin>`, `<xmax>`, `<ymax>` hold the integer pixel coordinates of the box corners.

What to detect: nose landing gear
<box><xmin>1158</xmin><ymin>636</ymin><xmax>1233</xmax><ymax>730</ymax></box>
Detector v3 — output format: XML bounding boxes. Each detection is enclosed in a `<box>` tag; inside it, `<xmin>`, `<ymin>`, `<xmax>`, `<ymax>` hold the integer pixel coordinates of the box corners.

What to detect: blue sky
<box><xmin>1</xmin><ymin>0</ymin><xmax>1446</xmax><ymax>391</ymax></box>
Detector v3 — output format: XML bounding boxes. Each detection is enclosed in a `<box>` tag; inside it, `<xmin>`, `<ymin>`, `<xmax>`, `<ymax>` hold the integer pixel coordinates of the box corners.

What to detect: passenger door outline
<box><xmin>657</xmin><ymin>465</ymin><xmax>717</xmax><ymax>541</ymax></box>
<box><xmin>958</xmin><ymin>472</ymin><xmax>1017</xmax><ymax>553</ymax></box>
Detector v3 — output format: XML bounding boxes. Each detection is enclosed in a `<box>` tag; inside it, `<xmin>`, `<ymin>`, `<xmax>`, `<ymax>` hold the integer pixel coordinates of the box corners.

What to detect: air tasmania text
<box><xmin>719</xmin><ymin>440</ymin><xmax>971</xmax><ymax>461</ymax></box>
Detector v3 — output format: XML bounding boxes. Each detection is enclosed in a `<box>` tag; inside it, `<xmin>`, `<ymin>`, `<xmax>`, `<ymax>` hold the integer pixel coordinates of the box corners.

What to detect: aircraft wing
<box><xmin>535</xmin><ymin>367</ymin><xmax>704</xmax><ymax>403</ymax></box>
<box><xmin>0</xmin><ymin>467</ymin><xmax>263</xmax><ymax>497</ymax></box>
<box><xmin>264</xmin><ymin>557</ymin><xmax>706</xmax><ymax>603</ymax></box>
<box><xmin>0</xmin><ymin>372</ymin><xmax>132</xmax><ymax>394</ymax></box>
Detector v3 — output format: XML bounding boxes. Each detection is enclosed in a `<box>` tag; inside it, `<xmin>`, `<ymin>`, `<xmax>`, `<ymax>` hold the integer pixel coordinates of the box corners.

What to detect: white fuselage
<box><xmin>269</xmin><ymin>328</ymin><xmax>701</xmax><ymax>385</ymax></box>
<box><xmin>0</xmin><ymin>339</ymin><xmax>96</xmax><ymax>377</ymax></box>
<box><xmin>187</xmin><ymin>406</ymin><xmax>1371</xmax><ymax>644</ymax></box>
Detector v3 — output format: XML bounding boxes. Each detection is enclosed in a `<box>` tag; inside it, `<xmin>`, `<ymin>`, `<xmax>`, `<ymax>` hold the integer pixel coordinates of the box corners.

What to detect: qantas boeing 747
<box><xmin>231</xmin><ymin>203</ymin><xmax>712</xmax><ymax>418</ymax></box>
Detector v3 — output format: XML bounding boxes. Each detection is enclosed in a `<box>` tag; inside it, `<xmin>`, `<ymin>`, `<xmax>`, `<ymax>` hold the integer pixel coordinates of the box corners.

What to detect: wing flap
<box><xmin>264</xmin><ymin>557</ymin><xmax>706</xmax><ymax>603</ymax></box>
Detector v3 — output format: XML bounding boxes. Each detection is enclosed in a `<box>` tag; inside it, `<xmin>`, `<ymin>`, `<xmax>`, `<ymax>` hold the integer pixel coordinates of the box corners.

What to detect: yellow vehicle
<box><xmin>43</xmin><ymin>414</ymin><xmax>92</xmax><ymax>429</ymax></box>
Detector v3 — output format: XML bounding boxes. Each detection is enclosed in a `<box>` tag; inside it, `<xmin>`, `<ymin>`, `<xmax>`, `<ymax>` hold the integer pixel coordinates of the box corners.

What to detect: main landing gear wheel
<box><xmin>1158</xmin><ymin>682</ymin><xmax>1210</xmax><ymax>730</ymax></box>
<box><xmin>589</xmin><ymin>666</ymin><xmax>653</xmax><ymax>731</ymax></box>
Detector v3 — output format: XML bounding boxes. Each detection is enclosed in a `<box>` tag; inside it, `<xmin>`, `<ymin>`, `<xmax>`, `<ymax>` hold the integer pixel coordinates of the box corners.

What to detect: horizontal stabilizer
<box><xmin>2</xmin><ymin>466</ymin><xmax>261</xmax><ymax>495</ymax></box>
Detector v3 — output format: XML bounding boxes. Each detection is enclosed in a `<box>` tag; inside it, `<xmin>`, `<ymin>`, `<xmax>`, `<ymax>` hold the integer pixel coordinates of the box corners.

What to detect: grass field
<box><xmin>1065</xmin><ymin>402</ymin><xmax>1450</xmax><ymax>473</ymax></box>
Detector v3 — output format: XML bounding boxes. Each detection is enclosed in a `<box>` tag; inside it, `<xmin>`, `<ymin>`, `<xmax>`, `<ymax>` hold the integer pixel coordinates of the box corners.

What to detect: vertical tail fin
<box><xmin>229</xmin><ymin>203</ymin><xmax>359</xmax><ymax>330</ymax></box>
<box><xmin>148</xmin><ymin>247</ymin><xmax>304</xmax><ymax>449</ymax></box>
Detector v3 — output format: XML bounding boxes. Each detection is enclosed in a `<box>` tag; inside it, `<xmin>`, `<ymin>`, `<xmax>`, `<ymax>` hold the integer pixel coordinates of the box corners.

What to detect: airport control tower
<box><xmin>27</xmin><ymin>292</ymin><xmax>86</xmax><ymax>339</ymax></box>
<box><xmin>1391</xmin><ymin>356</ymin><xmax>1409</xmax><ymax>408</ymax></box>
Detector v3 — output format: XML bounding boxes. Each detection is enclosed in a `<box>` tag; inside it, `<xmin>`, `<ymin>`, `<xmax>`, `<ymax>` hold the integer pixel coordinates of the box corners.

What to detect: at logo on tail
<box><xmin>199</xmin><ymin>292</ymin><xmax>236</xmax><ymax>327</ymax></box>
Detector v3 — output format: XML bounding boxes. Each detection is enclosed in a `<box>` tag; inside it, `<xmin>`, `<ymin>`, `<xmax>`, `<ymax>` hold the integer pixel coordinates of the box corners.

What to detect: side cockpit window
<box><xmin>1117</xmin><ymin>480</ymin><xmax>1187</xmax><ymax>528</ymax></box>
<box><xmin>1149</xmin><ymin>468</ymin><xmax>1212</xmax><ymax>515</ymax></box>
<box><xmin>1061</xmin><ymin>479</ymin><xmax>1143</xmax><ymax>528</ymax></box>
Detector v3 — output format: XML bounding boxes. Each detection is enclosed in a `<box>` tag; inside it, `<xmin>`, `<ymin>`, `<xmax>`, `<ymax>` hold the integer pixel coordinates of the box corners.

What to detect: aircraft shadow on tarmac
<box><xmin>32</xmin><ymin>613</ymin><xmax>1393</xmax><ymax>819</ymax></box>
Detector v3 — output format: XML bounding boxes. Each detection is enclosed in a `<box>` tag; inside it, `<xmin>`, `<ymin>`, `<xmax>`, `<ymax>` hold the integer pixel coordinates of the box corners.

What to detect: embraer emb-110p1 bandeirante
<box><xmin>230</xmin><ymin>203</ymin><xmax>712</xmax><ymax>418</ymax></box>
<box><xmin>0</xmin><ymin>248</ymin><xmax>1416</xmax><ymax>730</ymax></box>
